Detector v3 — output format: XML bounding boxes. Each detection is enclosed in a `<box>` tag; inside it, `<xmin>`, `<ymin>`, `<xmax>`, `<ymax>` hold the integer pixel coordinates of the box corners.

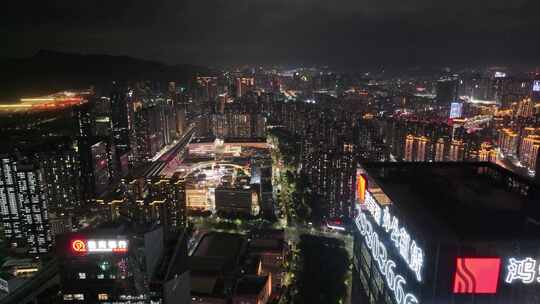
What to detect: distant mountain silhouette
<box><xmin>0</xmin><ymin>50</ymin><xmax>213</xmax><ymax>101</ymax></box>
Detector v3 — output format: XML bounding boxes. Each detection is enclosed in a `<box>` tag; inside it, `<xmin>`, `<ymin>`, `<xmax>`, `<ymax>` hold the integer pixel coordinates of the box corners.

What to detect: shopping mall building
<box><xmin>352</xmin><ymin>162</ymin><xmax>540</xmax><ymax>304</ymax></box>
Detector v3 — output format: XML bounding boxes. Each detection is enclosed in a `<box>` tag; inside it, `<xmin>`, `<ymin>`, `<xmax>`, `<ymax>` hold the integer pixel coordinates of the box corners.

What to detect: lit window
<box><xmin>98</xmin><ymin>293</ymin><xmax>109</xmax><ymax>300</ymax></box>
<box><xmin>63</xmin><ymin>294</ymin><xmax>73</xmax><ymax>300</ymax></box>
<box><xmin>78</xmin><ymin>272</ymin><xmax>86</xmax><ymax>279</ymax></box>
<box><xmin>97</xmin><ymin>274</ymin><xmax>104</xmax><ymax>279</ymax></box>
<box><xmin>73</xmin><ymin>294</ymin><xmax>84</xmax><ymax>300</ymax></box>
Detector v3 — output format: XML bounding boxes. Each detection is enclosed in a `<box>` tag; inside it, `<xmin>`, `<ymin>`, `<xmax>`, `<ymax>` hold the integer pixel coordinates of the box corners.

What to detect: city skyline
<box><xmin>2</xmin><ymin>2</ymin><xmax>540</xmax><ymax>303</ymax></box>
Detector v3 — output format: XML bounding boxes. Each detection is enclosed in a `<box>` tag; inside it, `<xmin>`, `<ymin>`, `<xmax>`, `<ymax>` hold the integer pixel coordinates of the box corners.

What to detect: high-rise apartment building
<box><xmin>37</xmin><ymin>142</ymin><xmax>81</xmax><ymax>214</ymax></box>
<box><xmin>0</xmin><ymin>156</ymin><xmax>52</xmax><ymax>254</ymax></box>
<box><xmin>110</xmin><ymin>82</ymin><xmax>133</xmax><ymax>157</ymax></box>
<box><xmin>498</xmin><ymin>128</ymin><xmax>519</xmax><ymax>157</ymax></box>
<box><xmin>236</xmin><ymin>77</ymin><xmax>255</xmax><ymax>98</ymax></box>
<box><xmin>436</xmin><ymin>76</ymin><xmax>458</xmax><ymax>105</ymax></box>
<box><xmin>519</xmin><ymin>134</ymin><xmax>540</xmax><ymax>175</ymax></box>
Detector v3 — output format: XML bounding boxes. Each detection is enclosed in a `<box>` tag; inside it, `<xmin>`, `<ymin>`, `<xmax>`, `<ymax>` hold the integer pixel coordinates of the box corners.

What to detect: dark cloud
<box><xmin>1</xmin><ymin>0</ymin><xmax>540</xmax><ymax>66</ymax></box>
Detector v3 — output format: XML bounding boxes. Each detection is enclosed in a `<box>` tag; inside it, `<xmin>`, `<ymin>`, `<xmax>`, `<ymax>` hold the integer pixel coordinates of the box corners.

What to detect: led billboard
<box><xmin>533</xmin><ymin>80</ymin><xmax>540</xmax><ymax>92</ymax></box>
<box><xmin>449</xmin><ymin>102</ymin><xmax>463</xmax><ymax>119</ymax></box>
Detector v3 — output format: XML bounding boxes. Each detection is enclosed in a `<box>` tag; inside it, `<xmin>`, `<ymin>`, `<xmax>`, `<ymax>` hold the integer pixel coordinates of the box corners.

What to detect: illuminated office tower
<box><xmin>0</xmin><ymin>156</ymin><xmax>52</xmax><ymax>254</ymax></box>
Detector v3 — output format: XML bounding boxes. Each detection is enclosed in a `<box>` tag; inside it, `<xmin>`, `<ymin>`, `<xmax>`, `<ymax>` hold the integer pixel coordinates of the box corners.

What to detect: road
<box><xmin>158</xmin><ymin>125</ymin><xmax>196</xmax><ymax>177</ymax></box>
<box><xmin>494</xmin><ymin>150</ymin><xmax>534</xmax><ymax>178</ymax></box>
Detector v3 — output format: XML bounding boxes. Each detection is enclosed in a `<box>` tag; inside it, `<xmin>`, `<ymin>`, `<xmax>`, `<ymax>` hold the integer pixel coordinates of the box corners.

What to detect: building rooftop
<box><xmin>191</xmin><ymin>275</ymin><xmax>223</xmax><ymax>295</ymax></box>
<box><xmin>248</xmin><ymin>239</ymin><xmax>284</xmax><ymax>254</ymax></box>
<box><xmin>192</xmin><ymin>232</ymin><xmax>246</xmax><ymax>273</ymax></box>
<box><xmin>362</xmin><ymin>162</ymin><xmax>540</xmax><ymax>242</ymax></box>
<box><xmin>235</xmin><ymin>275</ymin><xmax>269</xmax><ymax>296</ymax></box>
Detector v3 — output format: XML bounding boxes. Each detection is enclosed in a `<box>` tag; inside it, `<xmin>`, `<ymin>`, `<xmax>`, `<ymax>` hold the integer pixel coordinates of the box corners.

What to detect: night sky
<box><xmin>2</xmin><ymin>0</ymin><xmax>540</xmax><ymax>67</ymax></box>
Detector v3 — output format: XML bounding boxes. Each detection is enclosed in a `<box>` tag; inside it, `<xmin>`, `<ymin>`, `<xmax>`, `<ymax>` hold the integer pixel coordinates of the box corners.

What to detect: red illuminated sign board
<box><xmin>453</xmin><ymin>257</ymin><xmax>501</xmax><ymax>294</ymax></box>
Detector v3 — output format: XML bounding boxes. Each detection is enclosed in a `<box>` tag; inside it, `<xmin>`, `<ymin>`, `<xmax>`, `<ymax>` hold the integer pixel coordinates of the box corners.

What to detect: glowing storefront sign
<box><xmin>356</xmin><ymin>211</ymin><xmax>419</xmax><ymax>304</ymax></box>
<box><xmin>505</xmin><ymin>257</ymin><xmax>540</xmax><ymax>284</ymax></box>
<box><xmin>71</xmin><ymin>239</ymin><xmax>128</xmax><ymax>254</ymax></box>
<box><xmin>363</xmin><ymin>191</ymin><xmax>424</xmax><ymax>282</ymax></box>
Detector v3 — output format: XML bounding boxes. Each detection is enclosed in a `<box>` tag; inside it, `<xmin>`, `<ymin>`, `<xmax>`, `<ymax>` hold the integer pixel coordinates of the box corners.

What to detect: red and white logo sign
<box><xmin>72</xmin><ymin>239</ymin><xmax>87</xmax><ymax>253</ymax></box>
<box><xmin>71</xmin><ymin>239</ymin><xmax>128</xmax><ymax>254</ymax></box>
<box><xmin>453</xmin><ymin>257</ymin><xmax>501</xmax><ymax>294</ymax></box>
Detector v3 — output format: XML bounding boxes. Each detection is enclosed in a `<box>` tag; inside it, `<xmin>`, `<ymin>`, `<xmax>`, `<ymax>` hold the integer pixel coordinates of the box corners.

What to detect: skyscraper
<box><xmin>0</xmin><ymin>156</ymin><xmax>52</xmax><ymax>254</ymax></box>
<box><xmin>110</xmin><ymin>82</ymin><xmax>133</xmax><ymax>158</ymax></box>
<box><xmin>436</xmin><ymin>76</ymin><xmax>458</xmax><ymax>105</ymax></box>
<box><xmin>37</xmin><ymin>140</ymin><xmax>81</xmax><ymax>214</ymax></box>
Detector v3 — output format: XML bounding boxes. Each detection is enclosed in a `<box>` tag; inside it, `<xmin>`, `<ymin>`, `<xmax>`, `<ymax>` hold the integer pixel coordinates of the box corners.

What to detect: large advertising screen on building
<box><xmin>533</xmin><ymin>80</ymin><xmax>540</xmax><ymax>92</ymax></box>
<box><xmin>449</xmin><ymin>102</ymin><xmax>463</xmax><ymax>119</ymax></box>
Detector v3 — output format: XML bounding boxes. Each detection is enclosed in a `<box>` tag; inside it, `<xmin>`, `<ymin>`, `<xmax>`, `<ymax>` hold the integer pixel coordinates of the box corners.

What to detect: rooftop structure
<box><xmin>361</xmin><ymin>162</ymin><xmax>540</xmax><ymax>241</ymax></box>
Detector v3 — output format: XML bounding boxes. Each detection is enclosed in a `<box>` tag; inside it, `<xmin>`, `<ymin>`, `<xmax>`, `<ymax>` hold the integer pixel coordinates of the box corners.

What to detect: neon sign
<box><xmin>363</xmin><ymin>191</ymin><xmax>424</xmax><ymax>282</ymax></box>
<box><xmin>453</xmin><ymin>257</ymin><xmax>501</xmax><ymax>294</ymax></box>
<box><xmin>71</xmin><ymin>239</ymin><xmax>128</xmax><ymax>254</ymax></box>
<box><xmin>356</xmin><ymin>210</ymin><xmax>419</xmax><ymax>304</ymax></box>
<box><xmin>72</xmin><ymin>240</ymin><xmax>87</xmax><ymax>252</ymax></box>
<box><xmin>505</xmin><ymin>257</ymin><xmax>540</xmax><ymax>284</ymax></box>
